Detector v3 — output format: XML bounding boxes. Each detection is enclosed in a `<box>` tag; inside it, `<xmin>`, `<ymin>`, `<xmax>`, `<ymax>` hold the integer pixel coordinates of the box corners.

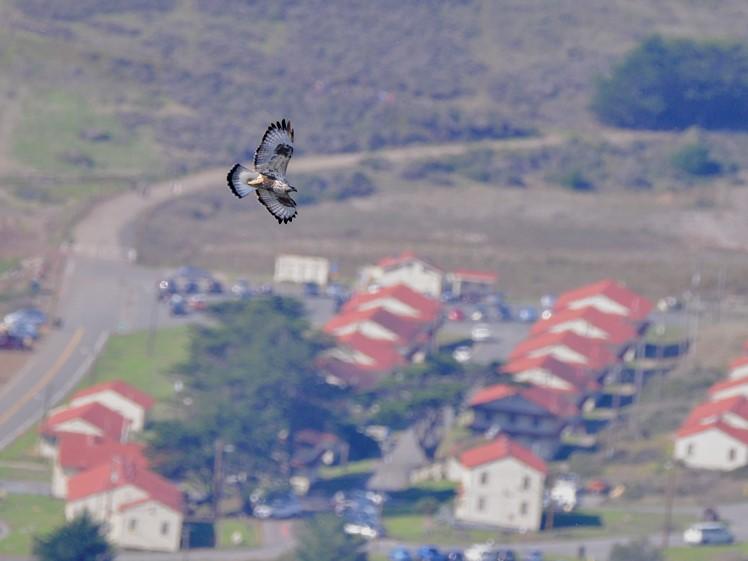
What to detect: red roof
<box><xmin>469</xmin><ymin>383</ymin><xmax>578</xmax><ymax>418</ymax></box>
<box><xmin>729</xmin><ymin>356</ymin><xmax>748</xmax><ymax>373</ymax></box>
<box><xmin>72</xmin><ymin>380</ymin><xmax>155</xmax><ymax>410</ymax></box>
<box><xmin>342</xmin><ymin>284</ymin><xmax>441</xmax><ymax>323</ymax></box>
<box><xmin>509</xmin><ymin>331</ymin><xmax>617</xmax><ymax>370</ymax></box>
<box><xmin>318</xmin><ymin>357</ymin><xmax>387</xmax><ymax>391</ymax></box>
<box><xmin>458</xmin><ymin>435</ymin><xmax>547</xmax><ymax>474</ymax></box>
<box><xmin>683</xmin><ymin>395</ymin><xmax>748</xmax><ymax>428</ymax></box>
<box><xmin>501</xmin><ymin>355</ymin><xmax>599</xmax><ymax>393</ymax></box>
<box><xmin>530</xmin><ymin>307</ymin><xmax>637</xmax><ymax>345</ymax></box>
<box><xmin>554</xmin><ymin>279</ymin><xmax>652</xmax><ymax>321</ymax></box>
<box><xmin>324</xmin><ymin>308</ymin><xmax>425</xmax><ymax>345</ymax></box>
<box><xmin>67</xmin><ymin>459</ymin><xmax>183</xmax><ymax>514</ymax></box>
<box><xmin>337</xmin><ymin>332</ymin><xmax>405</xmax><ymax>371</ymax></box>
<box><xmin>450</xmin><ymin>269</ymin><xmax>498</xmax><ymax>283</ymax></box>
<box><xmin>708</xmin><ymin>377</ymin><xmax>748</xmax><ymax>398</ymax></box>
<box><xmin>57</xmin><ymin>433</ymin><xmax>147</xmax><ymax>471</ymax></box>
<box><xmin>41</xmin><ymin>403</ymin><xmax>128</xmax><ymax>441</ymax></box>
<box><xmin>677</xmin><ymin>419</ymin><xmax>748</xmax><ymax>445</ymax></box>
<box><xmin>376</xmin><ymin>251</ymin><xmax>441</xmax><ymax>272</ymax></box>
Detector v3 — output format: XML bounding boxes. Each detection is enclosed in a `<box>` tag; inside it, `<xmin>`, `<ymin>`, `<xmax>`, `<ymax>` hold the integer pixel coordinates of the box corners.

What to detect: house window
<box><xmin>128</xmin><ymin>518</ymin><xmax>137</xmax><ymax>532</ymax></box>
<box><xmin>520</xmin><ymin>501</ymin><xmax>528</xmax><ymax>516</ymax></box>
<box><xmin>508</xmin><ymin>413</ymin><xmax>517</xmax><ymax>424</ymax></box>
<box><xmin>522</xmin><ymin>475</ymin><xmax>531</xmax><ymax>491</ymax></box>
<box><xmin>729</xmin><ymin>448</ymin><xmax>737</xmax><ymax>462</ymax></box>
<box><xmin>477</xmin><ymin>496</ymin><xmax>486</xmax><ymax>511</ymax></box>
<box><xmin>161</xmin><ymin>521</ymin><xmax>170</xmax><ymax>536</ymax></box>
<box><xmin>480</xmin><ymin>471</ymin><xmax>489</xmax><ymax>486</ymax></box>
<box><xmin>532</xmin><ymin>416</ymin><xmax>541</xmax><ymax>428</ymax></box>
<box><xmin>686</xmin><ymin>443</ymin><xmax>694</xmax><ymax>456</ymax></box>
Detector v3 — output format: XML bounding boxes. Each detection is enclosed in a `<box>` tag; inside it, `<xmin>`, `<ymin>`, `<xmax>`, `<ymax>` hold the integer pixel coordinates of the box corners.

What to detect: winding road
<box><xmin>1</xmin><ymin>128</ymin><xmax>747</xmax><ymax>560</ymax></box>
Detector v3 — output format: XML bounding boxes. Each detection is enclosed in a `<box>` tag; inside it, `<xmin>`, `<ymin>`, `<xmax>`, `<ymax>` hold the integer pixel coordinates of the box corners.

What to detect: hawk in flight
<box><xmin>227</xmin><ymin>119</ymin><xmax>298</xmax><ymax>224</ymax></box>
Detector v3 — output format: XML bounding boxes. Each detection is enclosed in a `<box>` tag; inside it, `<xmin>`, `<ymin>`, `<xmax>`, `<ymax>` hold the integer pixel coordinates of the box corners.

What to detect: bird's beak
<box><xmin>290</xmin><ymin>186</ymin><xmax>298</xmax><ymax>192</ymax></box>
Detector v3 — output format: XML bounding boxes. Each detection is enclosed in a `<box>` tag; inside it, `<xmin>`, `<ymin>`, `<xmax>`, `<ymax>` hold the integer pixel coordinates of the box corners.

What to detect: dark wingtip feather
<box><xmin>226</xmin><ymin>163</ymin><xmax>244</xmax><ymax>198</ymax></box>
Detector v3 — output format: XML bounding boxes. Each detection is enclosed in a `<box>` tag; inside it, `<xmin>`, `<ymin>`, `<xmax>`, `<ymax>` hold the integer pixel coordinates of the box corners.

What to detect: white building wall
<box><xmin>70</xmin><ymin>391</ymin><xmax>145</xmax><ymax>432</ymax></box>
<box><xmin>110</xmin><ymin>501</ymin><xmax>183</xmax><ymax>552</ymax></box>
<box><xmin>274</xmin><ymin>255</ymin><xmax>330</xmax><ymax>286</ymax></box>
<box><xmin>51</xmin><ymin>461</ymin><xmax>72</xmax><ymax>499</ymax></box>
<box><xmin>357</xmin><ymin>298</ymin><xmax>419</xmax><ymax>318</ymax></box>
<box><xmin>455</xmin><ymin>457</ymin><xmax>545</xmax><ymax>531</ymax></box>
<box><xmin>376</xmin><ymin>263</ymin><xmax>443</xmax><ymax>298</ymax></box>
<box><xmin>550</xmin><ymin>321</ymin><xmax>607</xmax><ymax>340</ymax></box>
<box><xmin>52</xmin><ymin>419</ymin><xmax>105</xmax><ymax>438</ymax></box>
<box><xmin>674</xmin><ymin>431</ymin><xmax>748</xmax><ymax>471</ymax></box>
<box><xmin>65</xmin><ymin>484</ymin><xmax>147</xmax><ymax>522</ymax></box>
<box><xmin>514</xmin><ymin>369</ymin><xmax>574</xmax><ymax>392</ymax></box>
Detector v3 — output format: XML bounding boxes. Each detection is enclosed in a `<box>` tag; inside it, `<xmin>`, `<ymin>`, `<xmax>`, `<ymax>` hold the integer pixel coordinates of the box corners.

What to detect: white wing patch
<box><xmin>254</xmin><ymin>119</ymin><xmax>294</xmax><ymax>179</ymax></box>
<box><xmin>256</xmin><ymin>189</ymin><xmax>297</xmax><ymax>224</ymax></box>
<box><xmin>226</xmin><ymin>164</ymin><xmax>257</xmax><ymax>199</ymax></box>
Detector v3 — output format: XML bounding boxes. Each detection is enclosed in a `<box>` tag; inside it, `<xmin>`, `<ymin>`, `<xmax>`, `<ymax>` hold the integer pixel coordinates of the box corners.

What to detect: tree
<box><xmin>608</xmin><ymin>539</ymin><xmax>662</xmax><ymax>561</ymax></box>
<box><xmin>33</xmin><ymin>512</ymin><xmax>115</xmax><ymax>561</ymax></box>
<box><xmin>670</xmin><ymin>142</ymin><xmax>722</xmax><ymax>177</ymax></box>
<box><xmin>295</xmin><ymin>516</ymin><xmax>366</xmax><ymax>561</ymax></box>
<box><xmin>148</xmin><ymin>297</ymin><xmax>345</xmax><ymax>495</ymax></box>
<box><xmin>592</xmin><ymin>35</ymin><xmax>748</xmax><ymax>130</ymax></box>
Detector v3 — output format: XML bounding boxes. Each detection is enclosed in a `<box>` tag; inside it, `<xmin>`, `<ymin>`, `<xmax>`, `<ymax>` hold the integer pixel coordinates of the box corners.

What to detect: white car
<box><xmin>471</xmin><ymin>324</ymin><xmax>492</xmax><ymax>342</ymax></box>
<box><xmin>453</xmin><ymin>345</ymin><xmax>473</xmax><ymax>363</ymax></box>
<box><xmin>465</xmin><ymin>541</ymin><xmax>495</xmax><ymax>561</ymax></box>
<box><xmin>683</xmin><ymin>522</ymin><xmax>734</xmax><ymax>545</ymax></box>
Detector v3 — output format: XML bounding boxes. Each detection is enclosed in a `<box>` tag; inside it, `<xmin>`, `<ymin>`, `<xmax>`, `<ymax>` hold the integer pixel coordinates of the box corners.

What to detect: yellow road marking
<box><xmin>0</xmin><ymin>328</ymin><xmax>84</xmax><ymax>426</ymax></box>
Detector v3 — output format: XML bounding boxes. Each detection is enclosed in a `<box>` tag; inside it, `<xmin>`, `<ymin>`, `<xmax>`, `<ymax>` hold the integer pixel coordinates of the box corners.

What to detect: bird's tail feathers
<box><xmin>227</xmin><ymin>164</ymin><xmax>256</xmax><ymax>199</ymax></box>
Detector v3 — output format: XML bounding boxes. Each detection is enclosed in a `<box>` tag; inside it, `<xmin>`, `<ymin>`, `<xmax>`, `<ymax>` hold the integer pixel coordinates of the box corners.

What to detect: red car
<box><xmin>447</xmin><ymin>308</ymin><xmax>465</xmax><ymax>321</ymax></box>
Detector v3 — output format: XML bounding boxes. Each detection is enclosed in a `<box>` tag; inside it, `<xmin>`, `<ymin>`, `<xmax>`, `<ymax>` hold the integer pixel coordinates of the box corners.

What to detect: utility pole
<box><xmin>661</xmin><ymin>461</ymin><xmax>676</xmax><ymax>550</ymax></box>
<box><xmin>212</xmin><ymin>438</ymin><xmax>224</xmax><ymax>522</ymax></box>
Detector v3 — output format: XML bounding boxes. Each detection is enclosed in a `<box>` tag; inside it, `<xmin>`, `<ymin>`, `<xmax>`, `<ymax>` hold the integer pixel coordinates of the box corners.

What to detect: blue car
<box><xmin>417</xmin><ymin>545</ymin><xmax>445</xmax><ymax>561</ymax></box>
<box><xmin>389</xmin><ymin>547</ymin><xmax>413</xmax><ymax>561</ymax></box>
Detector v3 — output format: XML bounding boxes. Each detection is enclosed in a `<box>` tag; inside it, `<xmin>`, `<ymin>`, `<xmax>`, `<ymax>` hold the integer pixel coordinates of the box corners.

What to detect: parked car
<box><xmin>447</xmin><ymin>308</ymin><xmax>466</xmax><ymax>321</ymax></box>
<box><xmin>417</xmin><ymin>545</ymin><xmax>445</xmax><ymax>561</ymax></box>
<box><xmin>343</xmin><ymin>513</ymin><xmax>382</xmax><ymax>539</ymax></box>
<box><xmin>169</xmin><ymin>295</ymin><xmax>189</xmax><ymax>316</ymax></box>
<box><xmin>453</xmin><ymin>345</ymin><xmax>472</xmax><ymax>363</ymax></box>
<box><xmin>465</xmin><ymin>542</ymin><xmax>495</xmax><ymax>561</ymax></box>
<box><xmin>484</xmin><ymin>550</ymin><xmax>516</xmax><ymax>561</ymax></box>
<box><xmin>523</xmin><ymin>551</ymin><xmax>543</xmax><ymax>561</ymax></box>
<box><xmin>208</xmin><ymin>279</ymin><xmax>224</xmax><ymax>294</ymax></box>
<box><xmin>253</xmin><ymin>493</ymin><xmax>303</xmax><ymax>519</ymax></box>
<box><xmin>446</xmin><ymin>551</ymin><xmax>465</xmax><ymax>561</ymax></box>
<box><xmin>389</xmin><ymin>548</ymin><xmax>413</xmax><ymax>561</ymax></box>
<box><xmin>5</xmin><ymin>307</ymin><xmax>47</xmax><ymax>328</ymax></box>
<box><xmin>187</xmin><ymin>294</ymin><xmax>207</xmax><ymax>311</ymax></box>
<box><xmin>683</xmin><ymin>522</ymin><xmax>734</xmax><ymax>545</ymax></box>
<box><xmin>471</xmin><ymin>324</ymin><xmax>492</xmax><ymax>342</ymax></box>
<box><xmin>231</xmin><ymin>280</ymin><xmax>252</xmax><ymax>299</ymax></box>
<box><xmin>303</xmin><ymin>282</ymin><xmax>320</xmax><ymax>297</ymax></box>
<box><xmin>516</xmin><ymin>307</ymin><xmax>539</xmax><ymax>323</ymax></box>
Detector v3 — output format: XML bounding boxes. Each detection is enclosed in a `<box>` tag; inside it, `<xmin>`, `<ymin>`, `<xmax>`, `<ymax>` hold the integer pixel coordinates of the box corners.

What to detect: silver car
<box><xmin>683</xmin><ymin>522</ymin><xmax>734</xmax><ymax>545</ymax></box>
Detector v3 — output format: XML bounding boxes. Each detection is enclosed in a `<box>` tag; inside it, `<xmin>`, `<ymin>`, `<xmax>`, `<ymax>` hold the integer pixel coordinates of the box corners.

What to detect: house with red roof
<box><xmin>708</xmin><ymin>377</ymin><xmax>748</xmax><ymax>402</ymax></box>
<box><xmin>358</xmin><ymin>251</ymin><xmax>444</xmax><ymax>298</ymax></box>
<box><xmin>320</xmin><ymin>333</ymin><xmax>406</xmax><ymax>389</ymax></box>
<box><xmin>52</xmin><ymin>433</ymin><xmax>147</xmax><ymax>498</ymax></box>
<box><xmin>681</xmin><ymin>396</ymin><xmax>748</xmax><ymax>431</ymax></box>
<box><xmin>502</xmin><ymin>355</ymin><xmax>600</xmax><ymax>396</ymax></box>
<box><xmin>65</xmin><ymin>458</ymin><xmax>183</xmax><ymax>552</ymax></box>
<box><xmin>530</xmin><ymin>307</ymin><xmax>638</xmax><ymax>347</ymax></box>
<box><xmin>445</xmin><ymin>269</ymin><xmax>498</xmax><ymax>301</ymax></box>
<box><xmin>39</xmin><ymin>402</ymin><xmax>129</xmax><ymax>458</ymax></box>
<box><xmin>341</xmin><ymin>284</ymin><xmax>441</xmax><ymax>324</ymax></box>
<box><xmin>467</xmin><ymin>383</ymin><xmax>579</xmax><ymax>459</ymax></box>
<box><xmin>452</xmin><ymin>436</ymin><xmax>546</xmax><ymax>531</ymax></box>
<box><xmin>509</xmin><ymin>331</ymin><xmax>618</xmax><ymax>372</ymax></box>
<box><xmin>69</xmin><ymin>380</ymin><xmax>155</xmax><ymax>432</ymax></box>
<box><xmin>674</xmin><ymin>420</ymin><xmax>748</xmax><ymax>471</ymax></box>
<box><xmin>727</xmin><ymin>357</ymin><xmax>748</xmax><ymax>381</ymax></box>
<box><xmin>553</xmin><ymin>279</ymin><xmax>652</xmax><ymax>323</ymax></box>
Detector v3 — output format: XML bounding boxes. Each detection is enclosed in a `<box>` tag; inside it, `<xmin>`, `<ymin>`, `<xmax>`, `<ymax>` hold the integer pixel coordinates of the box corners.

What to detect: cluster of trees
<box><xmin>593</xmin><ymin>35</ymin><xmax>748</xmax><ymax>130</ymax></box>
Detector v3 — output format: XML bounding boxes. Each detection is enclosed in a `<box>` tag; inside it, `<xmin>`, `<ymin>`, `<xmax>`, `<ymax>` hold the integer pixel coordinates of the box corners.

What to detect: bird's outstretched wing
<box><xmin>226</xmin><ymin>163</ymin><xmax>257</xmax><ymax>198</ymax></box>
<box><xmin>254</xmin><ymin>119</ymin><xmax>294</xmax><ymax>179</ymax></box>
<box><xmin>256</xmin><ymin>189</ymin><xmax>297</xmax><ymax>224</ymax></box>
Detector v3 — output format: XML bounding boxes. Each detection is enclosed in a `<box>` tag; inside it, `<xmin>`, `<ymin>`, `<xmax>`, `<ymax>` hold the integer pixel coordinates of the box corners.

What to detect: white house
<box><xmin>681</xmin><ymin>396</ymin><xmax>748</xmax><ymax>431</ymax></box>
<box><xmin>51</xmin><ymin>433</ymin><xmax>147</xmax><ymax>498</ymax></box>
<box><xmin>452</xmin><ymin>436</ymin><xmax>547</xmax><ymax>531</ymax></box>
<box><xmin>445</xmin><ymin>269</ymin><xmax>498</xmax><ymax>300</ymax></box>
<box><xmin>360</xmin><ymin>252</ymin><xmax>443</xmax><ymax>298</ymax></box>
<box><xmin>39</xmin><ymin>402</ymin><xmax>129</xmax><ymax>458</ymax></box>
<box><xmin>341</xmin><ymin>284</ymin><xmax>441</xmax><ymax>323</ymax></box>
<box><xmin>674</xmin><ymin>420</ymin><xmax>748</xmax><ymax>471</ymax></box>
<box><xmin>553</xmin><ymin>279</ymin><xmax>652</xmax><ymax>322</ymax></box>
<box><xmin>727</xmin><ymin>357</ymin><xmax>748</xmax><ymax>380</ymax></box>
<box><xmin>69</xmin><ymin>380</ymin><xmax>154</xmax><ymax>432</ymax></box>
<box><xmin>274</xmin><ymin>254</ymin><xmax>330</xmax><ymax>286</ymax></box>
<box><xmin>66</xmin><ymin>459</ymin><xmax>183</xmax><ymax>552</ymax></box>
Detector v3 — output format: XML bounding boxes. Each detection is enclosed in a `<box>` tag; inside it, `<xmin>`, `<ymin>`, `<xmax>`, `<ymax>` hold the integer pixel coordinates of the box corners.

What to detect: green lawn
<box><xmin>666</xmin><ymin>543</ymin><xmax>748</xmax><ymax>561</ymax></box>
<box><xmin>0</xmin><ymin>495</ymin><xmax>65</xmax><ymax>555</ymax></box>
<box><xmin>216</xmin><ymin>517</ymin><xmax>262</xmax><ymax>549</ymax></box>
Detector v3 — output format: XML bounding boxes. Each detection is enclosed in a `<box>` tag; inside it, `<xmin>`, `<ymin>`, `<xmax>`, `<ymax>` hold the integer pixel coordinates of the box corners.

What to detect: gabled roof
<box><xmin>729</xmin><ymin>356</ymin><xmax>748</xmax><ymax>373</ymax></box>
<box><xmin>67</xmin><ymin>459</ymin><xmax>183</xmax><ymax>514</ymax></box>
<box><xmin>501</xmin><ymin>355</ymin><xmax>600</xmax><ymax>393</ymax></box>
<box><xmin>708</xmin><ymin>377</ymin><xmax>748</xmax><ymax>397</ymax></box>
<box><xmin>318</xmin><ymin>357</ymin><xmax>387</xmax><ymax>391</ymax></box>
<box><xmin>509</xmin><ymin>331</ymin><xmax>617</xmax><ymax>370</ymax></box>
<box><xmin>458</xmin><ymin>435</ymin><xmax>547</xmax><ymax>474</ymax></box>
<box><xmin>57</xmin><ymin>433</ymin><xmax>147</xmax><ymax>471</ymax></box>
<box><xmin>72</xmin><ymin>380</ymin><xmax>155</xmax><ymax>410</ymax></box>
<box><xmin>377</xmin><ymin>251</ymin><xmax>442</xmax><ymax>272</ymax></box>
<box><xmin>530</xmin><ymin>307</ymin><xmax>637</xmax><ymax>345</ymax></box>
<box><xmin>554</xmin><ymin>279</ymin><xmax>652</xmax><ymax>320</ymax></box>
<box><xmin>324</xmin><ymin>307</ymin><xmax>425</xmax><ymax>344</ymax></box>
<box><xmin>449</xmin><ymin>269</ymin><xmax>498</xmax><ymax>283</ymax></box>
<box><xmin>684</xmin><ymin>396</ymin><xmax>748</xmax><ymax>427</ymax></box>
<box><xmin>469</xmin><ymin>383</ymin><xmax>578</xmax><ymax>418</ymax></box>
<box><xmin>41</xmin><ymin>402</ymin><xmax>128</xmax><ymax>441</ymax></box>
<box><xmin>337</xmin><ymin>332</ymin><xmax>405</xmax><ymax>371</ymax></box>
<box><xmin>342</xmin><ymin>284</ymin><xmax>441</xmax><ymax>322</ymax></box>
<box><xmin>677</xmin><ymin>419</ymin><xmax>748</xmax><ymax>445</ymax></box>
